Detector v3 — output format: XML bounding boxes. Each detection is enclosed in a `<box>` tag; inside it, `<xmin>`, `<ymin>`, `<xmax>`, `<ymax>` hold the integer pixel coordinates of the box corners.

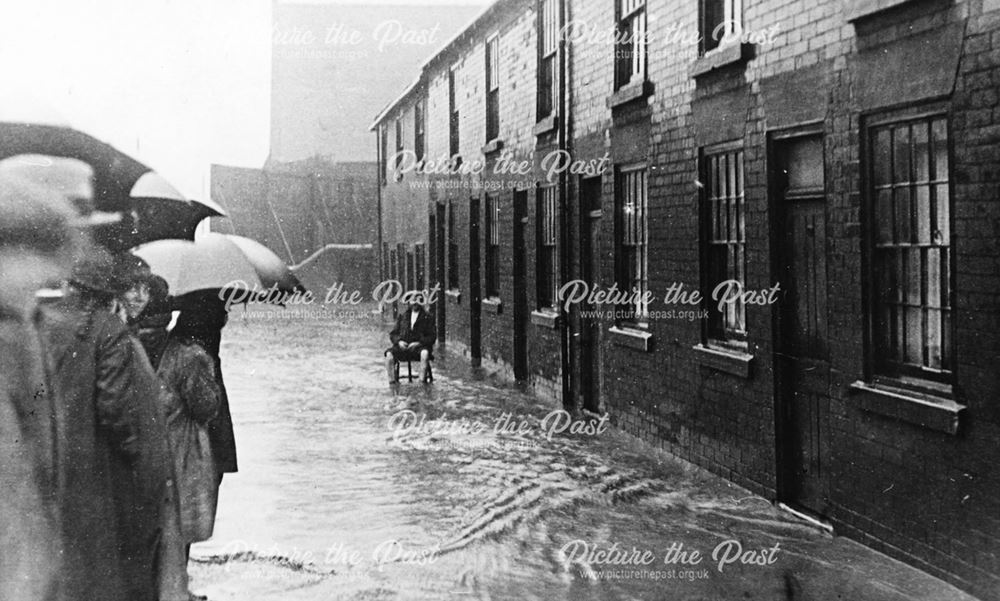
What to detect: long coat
<box><xmin>0</xmin><ymin>309</ymin><xmax>60</xmax><ymax>601</ymax></box>
<box><xmin>157</xmin><ymin>337</ymin><xmax>221</xmax><ymax>543</ymax></box>
<box><xmin>35</xmin><ymin>294</ymin><xmax>159</xmax><ymax>601</ymax></box>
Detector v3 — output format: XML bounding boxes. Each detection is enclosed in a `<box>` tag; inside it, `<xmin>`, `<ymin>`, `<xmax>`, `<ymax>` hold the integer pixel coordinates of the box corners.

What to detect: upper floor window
<box><xmin>701</xmin><ymin>144</ymin><xmax>746</xmax><ymax>345</ymax></box>
<box><xmin>616</xmin><ymin>167</ymin><xmax>648</xmax><ymax>322</ymax></box>
<box><xmin>537</xmin><ymin>186</ymin><xmax>559</xmax><ymax>309</ymax></box>
<box><xmin>486</xmin><ymin>35</ymin><xmax>500</xmax><ymax>142</ymax></box>
<box><xmin>538</xmin><ymin>0</ymin><xmax>558</xmax><ymax>118</ymax></box>
<box><xmin>449</xmin><ymin>66</ymin><xmax>460</xmax><ymax>161</ymax></box>
<box><xmin>485</xmin><ymin>194</ymin><xmax>501</xmax><ymax>298</ymax></box>
<box><xmin>701</xmin><ymin>0</ymin><xmax>742</xmax><ymax>54</ymax></box>
<box><xmin>414</xmin><ymin>98</ymin><xmax>426</xmax><ymax>162</ymax></box>
<box><xmin>379</xmin><ymin>125</ymin><xmax>388</xmax><ymax>184</ymax></box>
<box><xmin>868</xmin><ymin>112</ymin><xmax>953</xmax><ymax>384</ymax></box>
<box><xmin>394</xmin><ymin>117</ymin><xmax>403</xmax><ymax>172</ymax></box>
<box><xmin>615</xmin><ymin>0</ymin><xmax>646</xmax><ymax>89</ymax></box>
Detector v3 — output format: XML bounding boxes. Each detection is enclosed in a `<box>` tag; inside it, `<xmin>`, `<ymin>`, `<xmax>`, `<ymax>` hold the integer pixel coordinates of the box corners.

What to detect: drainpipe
<box><xmin>557</xmin><ymin>0</ymin><xmax>573</xmax><ymax>408</ymax></box>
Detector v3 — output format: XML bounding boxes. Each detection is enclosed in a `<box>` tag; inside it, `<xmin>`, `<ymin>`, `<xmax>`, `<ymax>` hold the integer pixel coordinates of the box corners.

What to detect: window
<box><xmin>449</xmin><ymin>66</ymin><xmax>460</xmax><ymax>162</ymax></box>
<box><xmin>700</xmin><ymin>0</ymin><xmax>742</xmax><ymax>54</ymax></box>
<box><xmin>615</xmin><ymin>0</ymin><xmax>646</xmax><ymax>89</ymax></box>
<box><xmin>414</xmin><ymin>99</ymin><xmax>426</xmax><ymax>162</ymax></box>
<box><xmin>868</xmin><ymin>113</ymin><xmax>953</xmax><ymax>383</ymax></box>
<box><xmin>486</xmin><ymin>35</ymin><xmax>500</xmax><ymax>142</ymax></box>
<box><xmin>537</xmin><ymin>186</ymin><xmax>558</xmax><ymax>309</ymax></box>
<box><xmin>616</xmin><ymin>168</ymin><xmax>648</xmax><ymax>321</ymax></box>
<box><xmin>388</xmin><ymin>247</ymin><xmax>398</xmax><ymax>282</ymax></box>
<box><xmin>485</xmin><ymin>194</ymin><xmax>500</xmax><ymax>298</ymax></box>
<box><xmin>379</xmin><ymin>125</ymin><xmax>388</xmax><ymax>184</ymax></box>
<box><xmin>538</xmin><ymin>0</ymin><xmax>558</xmax><ymax>118</ymax></box>
<box><xmin>394</xmin><ymin>117</ymin><xmax>403</xmax><ymax>171</ymax></box>
<box><xmin>448</xmin><ymin>200</ymin><xmax>459</xmax><ymax>290</ymax></box>
<box><xmin>701</xmin><ymin>145</ymin><xmax>746</xmax><ymax>344</ymax></box>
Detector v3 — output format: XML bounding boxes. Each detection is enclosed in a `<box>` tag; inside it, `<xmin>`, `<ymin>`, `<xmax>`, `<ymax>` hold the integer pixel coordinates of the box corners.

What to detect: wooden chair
<box><xmin>394</xmin><ymin>358</ymin><xmax>433</xmax><ymax>383</ymax></box>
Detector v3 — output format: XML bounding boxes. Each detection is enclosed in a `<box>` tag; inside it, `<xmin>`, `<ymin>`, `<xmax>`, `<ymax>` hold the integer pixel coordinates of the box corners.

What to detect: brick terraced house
<box><xmin>370</xmin><ymin>0</ymin><xmax>1000</xmax><ymax>597</ymax></box>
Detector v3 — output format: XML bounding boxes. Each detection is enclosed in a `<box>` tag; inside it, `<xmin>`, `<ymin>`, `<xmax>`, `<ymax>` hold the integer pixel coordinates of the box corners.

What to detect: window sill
<box><xmin>445</xmin><ymin>289</ymin><xmax>461</xmax><ymax>305</ymax></box>
<box><xmin>609</xmin><ymin>325</ymin><xmax>653</xmax><ymax>352</ymax></box>
<box><xmin>533</xmin><ymin>115</ymin><xmax>558</xmax><ymax>136</ymax></box>
<box><xmin>846</xmin><ymin>0</ymin><xmax>937</xmax><ymax>22</ymax></box>
<box><xmin>690</xmin><ymin>43</ymin><xmax>753</xmax><ymax>78</ymax></box>
<box><xmin>848</xmin><ymin>380</ymin><xmax>965</xmax><ymax>435</ymax></box>
<box><xmin>692</xmin><ymin>343</ymin><xmax>753</xmax><ymax>378</ymax></box>
<box><xmin>483</xmin><ymin>296</ymin><xmax>502</xmax><ymax>314</ymax></box>
<box><xmin>531</xmin><ymin>309</ymin><xmax>560</xmax><ymax>329</ymax></box>
<box><xmin>482</xmin><ymin>138</ymin><xmax>504</xmax><ymax>155</ymax></box>
<box><xmin>606</xmin><ymin>80</ymin><xmax>653</xmax><ymax>109</ymax></box>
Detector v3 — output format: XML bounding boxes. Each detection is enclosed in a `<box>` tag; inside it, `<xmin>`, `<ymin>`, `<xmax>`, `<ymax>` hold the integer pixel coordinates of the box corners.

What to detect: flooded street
<box><xmin>188</xmin><ymin>307</ymin><xmax>975</xmax><ymax>601</ymax></box>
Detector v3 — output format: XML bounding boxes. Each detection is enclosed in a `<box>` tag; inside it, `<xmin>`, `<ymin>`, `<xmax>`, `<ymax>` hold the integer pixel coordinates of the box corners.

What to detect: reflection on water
<box><xmin>188</xmin><ymin>308</ymin><xmax>973</xmax><ymax>601</ymax></box>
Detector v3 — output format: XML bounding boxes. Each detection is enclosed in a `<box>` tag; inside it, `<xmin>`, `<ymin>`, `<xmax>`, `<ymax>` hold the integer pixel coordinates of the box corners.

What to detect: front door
<box><xmin>774</xmin><ymin>133</ymin><xmax>831</xmax><ymax>516</ymax></box>
<box><xmin>469</xmin><ymin>195</ymin><xmax>482</xmax><ymax>365</ymax></box>
<box><xmin>512</xmin><ymin>190</ymin><xmax>528</xmax><ymax>380</ymax></box>
<box><xmin>435</xmin><ymin>203</ymin><xmax>446</xmax><ymax>343</ymax></box>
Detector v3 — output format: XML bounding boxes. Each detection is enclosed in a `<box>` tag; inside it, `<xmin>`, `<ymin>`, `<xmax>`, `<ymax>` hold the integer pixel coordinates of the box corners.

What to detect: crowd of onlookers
<box><xmin>1</xmin><ymin>173</ymin><xmax>238</xmax><ymax>601</ymax></box>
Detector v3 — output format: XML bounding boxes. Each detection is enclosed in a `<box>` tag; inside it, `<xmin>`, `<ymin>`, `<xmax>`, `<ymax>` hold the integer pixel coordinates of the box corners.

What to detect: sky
<box><xmin>0</xmin><ymin>0</ymin><xmax>487</xmax><ymax>200</ymax></box>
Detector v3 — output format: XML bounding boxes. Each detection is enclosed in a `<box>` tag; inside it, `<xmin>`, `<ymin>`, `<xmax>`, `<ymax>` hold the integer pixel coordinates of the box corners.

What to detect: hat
<box><xmin>69</xmin><ymin>248</ymin><xmax>127</xmax><ymax>296</ymax></box>
<box><xmin>0</xmin><ymin>173</ymin><xmax>77</xmax><ymax>254</ymax></box>
<box><xmin>115</xmin><ymin>253</ymin><xmax>153</xmax><ymax>288</ymax></box>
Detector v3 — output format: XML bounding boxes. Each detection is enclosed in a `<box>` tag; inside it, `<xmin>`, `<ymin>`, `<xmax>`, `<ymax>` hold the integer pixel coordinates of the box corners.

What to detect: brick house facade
<box><xmin>370</xmin><ymin>0</ymin><xmax>1000</xmax><ymax>597</ymax></box>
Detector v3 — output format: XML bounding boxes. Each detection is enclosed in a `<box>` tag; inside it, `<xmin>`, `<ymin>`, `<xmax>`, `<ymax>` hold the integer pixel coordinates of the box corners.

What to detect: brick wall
<box><xmin>371</xmin><ymin>0</ymin><xmax>1000</xmax><ymax>596</ymax></box>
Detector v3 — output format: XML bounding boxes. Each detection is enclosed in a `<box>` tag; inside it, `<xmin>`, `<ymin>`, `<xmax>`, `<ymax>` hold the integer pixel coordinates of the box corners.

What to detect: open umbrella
<box><xmin>214</xmin><ymin>233</ymin><xmax>305</xmax><ymax>295</ymax></box>
<box><xmin>132</xmin><ymin>235</ymin><xmax>263</xmax><ymax>299</ymax></box>
<box><xmin>1</xmin><ymin>92</ymin><xmax>152</xmax><ymax>248</ymax></box>
<box><xmin>129</xmin><ymin>172</ymin><xmax>228</xmax><ymax>246</ymax></box>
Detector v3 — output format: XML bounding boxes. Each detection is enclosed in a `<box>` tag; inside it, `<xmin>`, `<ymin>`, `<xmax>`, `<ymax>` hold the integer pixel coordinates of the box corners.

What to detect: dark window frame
<box><xmin>536</xmin><ymin>185</ymin><xmax>559</xmax><ymax>310</ymax></box>
<box><xmin>862</xmin><ymin>103</ymin><xmax>955</xmax><ymax>387</ymax></box>
<box><xmin>699</xmin><ymin>0</ymin><xmax>742</xmax><ymax>55</ymax></box>
<box><xmin>448</xmin><ymin>66</ymin><xmax>461</xmax><ymax>162</ymax></box>
<box><xmin>485</xmin><ymin>34</ymin><xmax>501</xmax><ymax>142</ymax></box>
<box><xmin>394</xmin><ymin>116</ymin><xmax>404</xmax><ymax>172</ymax></box>
<box><xmin>700</xmin><ymin>141</ymin><xmax>746</xmax><ymax>347</ymax></box>
<box><xmin>485</xmin><ymin>193</ymin><xmax>501</xmax><ymax>298</ymax></box>
<box><xmin>614</xmin><ymin>166</ymin><xmax>648</xmax><ymax>325</ymax></box>
<box><xmin>537</xmin><ymin>0</ymin><xmax>558</xmax><ymax>118</ymax></box>
<box><xmin>414</xmin><ymin>98</ymin><xmax>426</xmax><ymax>163</ymax></box>
<box><xmin>614</xmin><ymin>0</ymin><xmax>647</xmax><ymax>90</ymax></box>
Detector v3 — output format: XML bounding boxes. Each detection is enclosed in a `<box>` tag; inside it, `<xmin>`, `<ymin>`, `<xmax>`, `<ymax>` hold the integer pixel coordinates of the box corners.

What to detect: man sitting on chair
<box><xmin>384</xmin><ymin>295</ymin><xmax>436</xmax><ymax>383</ymax></box>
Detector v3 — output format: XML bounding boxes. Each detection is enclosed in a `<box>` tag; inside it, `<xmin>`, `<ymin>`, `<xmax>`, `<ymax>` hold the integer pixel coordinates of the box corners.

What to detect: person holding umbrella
<box><xmin>157</xmin><ymin>293</ymin><xmax>225</xmax><ymax>601</ymax></box>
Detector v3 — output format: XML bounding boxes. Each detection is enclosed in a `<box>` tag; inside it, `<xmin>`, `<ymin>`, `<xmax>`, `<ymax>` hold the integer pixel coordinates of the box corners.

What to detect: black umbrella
<box><xmin>127</xmin><ymin>172</ymin><xmax>227</xmax><ymax>247</ymax></box>
<box><xmin>0</xmin><ymin>122</ymin><xmax>149</xmax><ymax>214</ymax></box>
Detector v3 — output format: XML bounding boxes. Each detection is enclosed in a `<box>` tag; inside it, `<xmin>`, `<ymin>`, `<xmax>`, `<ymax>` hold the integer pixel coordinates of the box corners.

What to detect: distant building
<box><xmin>212</xmin><ymin>2</ymin><xmax>483</xmax><ymax>293</ymax></box>
<box><xmin>372</xmin><ymin>0</ymin><xmax>1000</xmax><ymax>598</ymax></box>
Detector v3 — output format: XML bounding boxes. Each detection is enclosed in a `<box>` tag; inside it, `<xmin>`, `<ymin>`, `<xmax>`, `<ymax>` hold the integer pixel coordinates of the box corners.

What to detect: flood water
<box><xmin>188</xmin><ymin>306</ymin><xmax>974</xmax><ymax>601</ymax></box>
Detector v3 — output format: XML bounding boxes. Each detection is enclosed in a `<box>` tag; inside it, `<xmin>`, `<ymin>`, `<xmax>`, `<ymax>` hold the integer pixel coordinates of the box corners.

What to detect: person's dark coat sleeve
<box><xmin>94</xmin><ymin>326</ymin><xmax>140</xmax><ymax>458</ymax></box>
